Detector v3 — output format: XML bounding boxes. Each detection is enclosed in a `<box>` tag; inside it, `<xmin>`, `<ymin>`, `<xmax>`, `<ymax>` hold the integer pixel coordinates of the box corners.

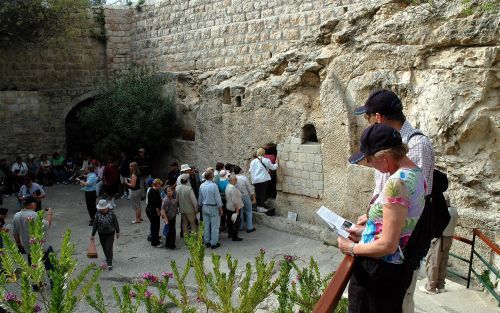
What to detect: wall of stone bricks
<box><xmin>276</xmin><ymin>137</ymin><xmax>324</xmax><ymax>199</ymax></box>
<box><xmin>129</xmin><ymin>0</ymin><xmax>359</xmax><ymax>71</ymax></box>
<box><xmin>104</xmin><ymin>7</ymin><xmax>133</xmax><ymax>74</ymax></box>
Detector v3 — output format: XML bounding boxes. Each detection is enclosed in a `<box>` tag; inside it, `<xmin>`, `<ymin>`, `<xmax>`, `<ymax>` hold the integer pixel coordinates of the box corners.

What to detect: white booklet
<box><xmin>316</xmin><ymin>206</ymin><xmax>354</xmax><ymax>239</ymax></box>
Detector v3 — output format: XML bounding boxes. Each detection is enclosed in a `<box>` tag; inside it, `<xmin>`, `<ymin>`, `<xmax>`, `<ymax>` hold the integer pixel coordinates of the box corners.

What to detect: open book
<box><xmin>316</xmin><ymin>206</ymin><xmax>354</xmax><ymax>239</ymax></box>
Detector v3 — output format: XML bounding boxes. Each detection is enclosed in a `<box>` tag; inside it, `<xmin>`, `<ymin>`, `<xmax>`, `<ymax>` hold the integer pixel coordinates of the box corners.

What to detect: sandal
<box><xmin>131</xmin><ymin>220</ymin><xmax>141</xmax><ymax>224</ymax></box>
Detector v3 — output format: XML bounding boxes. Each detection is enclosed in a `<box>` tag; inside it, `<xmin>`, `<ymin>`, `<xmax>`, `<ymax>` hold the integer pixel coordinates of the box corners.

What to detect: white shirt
<box><xmin>249</xmin><ymin>157</ymin><xmax>278</xmax><ymax>184</ymax></box>
<box><xmin>225</xmin><ymin>184</ymin><xmax>244</xmax><ymax>212</ymax></box>
<box><xmin>235</xmin><ymin>174</ymin><xmax>254</xmax><ymax>196</ymax></box>
<box><xmin>11</xmin><ymin>162</ymin><xmax>28</xmax><ymax>176</ymax></box>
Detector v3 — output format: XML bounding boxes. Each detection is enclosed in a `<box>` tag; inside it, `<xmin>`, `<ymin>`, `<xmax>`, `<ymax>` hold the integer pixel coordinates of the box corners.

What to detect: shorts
<box><xmin>120</xmin><ymin>175</ymin><xmax>128</xmax><ymax>184</ymax></box>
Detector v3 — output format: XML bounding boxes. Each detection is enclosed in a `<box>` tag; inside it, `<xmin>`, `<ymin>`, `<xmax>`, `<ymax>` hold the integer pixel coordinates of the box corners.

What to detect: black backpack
<box><xmin>401</xmin><ymin>132</ymin><xmax>451</xmax><ymax>270</ymax></box>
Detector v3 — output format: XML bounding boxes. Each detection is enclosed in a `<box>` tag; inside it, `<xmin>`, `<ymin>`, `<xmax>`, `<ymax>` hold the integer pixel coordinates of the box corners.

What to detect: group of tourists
<box><xmin>0</xmin><ymin>89</ymin><xmax>459</xmax><ymax>313</ymax></box>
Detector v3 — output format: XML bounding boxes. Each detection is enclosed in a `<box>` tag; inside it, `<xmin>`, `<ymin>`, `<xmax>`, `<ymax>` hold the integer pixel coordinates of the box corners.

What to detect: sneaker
<box><xmin>256</xmin><ymin>207</ymin><xmax>268</xmax><ymax>213</ymax></box>
<box><xmin>204</xmin><ymin>242</ymin><xmax>211</xmax><ymax>248</ymax></box>
<box><xmin>108</xmin><ymin>265</ymin><xmax>113</xmax><ymax>271</ymax></box>
<box><xmin>211</xmin><ymin>243</ymin><xmax>221</xmax><ymax>249</ymax></box>
<box><xmin>246</xmin><ymin>228</ymin><xmax>256</xmax><ymax>233</ymax></box>
<box><xmin>419</xmin><ymin>286</ymin><xmax>438</xmax><ymax>295</ymax></box>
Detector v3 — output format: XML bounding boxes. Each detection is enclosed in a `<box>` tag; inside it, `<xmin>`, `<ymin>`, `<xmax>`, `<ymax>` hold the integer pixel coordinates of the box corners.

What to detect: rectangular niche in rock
<box><xmin>276</xmin><ymin>136</ymin><xmax>323</xmax><ymax>199</ymax></box>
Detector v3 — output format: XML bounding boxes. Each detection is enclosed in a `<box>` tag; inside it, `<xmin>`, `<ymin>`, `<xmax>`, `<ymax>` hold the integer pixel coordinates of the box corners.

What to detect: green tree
<box><xmin>0</xmin><ymin>0</ymin><xmax>92</xmax><ymax>46</ymax></box>
<box><xmin>79</xmin><ymin>70</ymin><xmax>177</xmax><ymax>158</ymax></box>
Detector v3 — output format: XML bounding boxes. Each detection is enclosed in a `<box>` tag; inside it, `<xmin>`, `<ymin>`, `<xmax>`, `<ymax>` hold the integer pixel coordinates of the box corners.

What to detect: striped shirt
<box><xmin>373</xmin><ymin>121</ymin><xmax>435</xmax><ymax>197</ymax></box>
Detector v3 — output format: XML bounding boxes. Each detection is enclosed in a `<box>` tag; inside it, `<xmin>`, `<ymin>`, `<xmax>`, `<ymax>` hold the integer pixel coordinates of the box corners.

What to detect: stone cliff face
<box><xmin>169</xmin><ymin>0</ymin><xmax>499</xmax><ymax>232</ymax></box>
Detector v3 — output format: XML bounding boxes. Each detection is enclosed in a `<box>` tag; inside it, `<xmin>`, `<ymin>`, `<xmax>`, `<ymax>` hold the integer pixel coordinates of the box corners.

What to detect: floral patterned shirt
<box><xmin>361</xmin><ymin>168</ymin><xmax>427</xmax><ymax>264</ymax></box>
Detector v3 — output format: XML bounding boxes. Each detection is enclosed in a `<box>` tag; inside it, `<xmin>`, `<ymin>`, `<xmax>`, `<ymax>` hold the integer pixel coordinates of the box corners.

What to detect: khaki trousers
<box><xmin>425</xmin><ymin>236</ymin><xmax>453</xmax><ymax>290</ymax></box>
<box><xmin>181</xmin><ymin>213</ymin><xmax>198</xmax><ymax>236</ymax></box>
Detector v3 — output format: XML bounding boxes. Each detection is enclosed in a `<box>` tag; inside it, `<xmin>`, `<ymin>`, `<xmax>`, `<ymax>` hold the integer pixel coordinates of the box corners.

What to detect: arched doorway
<box><xmin>65</xmin><ymin>97</ymin><xmax>97</xmax><ymax>158</ymax></box>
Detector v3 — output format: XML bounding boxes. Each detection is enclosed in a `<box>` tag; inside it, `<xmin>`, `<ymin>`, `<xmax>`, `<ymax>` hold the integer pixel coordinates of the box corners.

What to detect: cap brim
<box><xmin>348</xmin><ymin>151</ymin><xmax>366</xmax><ymax>164</ymax></box>
<box><xmin>354</xmin><ymin>106</ymin><xmax>367</xmax><ymax>115</ymax></box>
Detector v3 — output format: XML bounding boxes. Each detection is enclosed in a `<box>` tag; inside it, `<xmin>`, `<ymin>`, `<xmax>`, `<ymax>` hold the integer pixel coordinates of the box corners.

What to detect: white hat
<box><xmin>180</xmin><ymin>164</ymin><xmax>191</xmax><ymax>172</ymax></box>
<box><xmin>231</xmin><ymin>213</ymin><xmax>238</xmax><ymax>223</ymax></box>
<box><xmin>179</xmin><ymin>173</ymin><xmax>189</xmax><ymax>182</ymax></box>
<box><xmin>96</xmin><ymin>199</ymin><xmax>111</xmax><ymax>210</ymax></box>
<box><xmin>28</xmin><ymin>153</ymin><xmax>35</xmax><ymax>159</ymax></box>
<box><xmin>220</xmin><ymin>170</ymin><xmax>228</xmax><ymax>178</ymax></box>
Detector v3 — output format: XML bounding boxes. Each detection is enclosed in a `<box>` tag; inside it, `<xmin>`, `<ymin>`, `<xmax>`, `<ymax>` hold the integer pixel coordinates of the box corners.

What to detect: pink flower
<box><xmin>142</xmin><ymin>272</ymin><xmax>159</xmax><ymax>284</ymax></box>
<box><xmin>100</xmin><ymin>263</ymin><xmax>108</xmax><ymax>270</ymax></box>
<box><xmin>31</xmin><ymin>264</ymin><xmax>38</xmax><ymax>269</ymax></box>
<box><xmin>144</xmin><ymin>290</ymin><xmax>153</xmax><ymax>298</ymax></box>
<box><xmin>29</xmin><ymin>238</ymin><xmax>37</xmax><ymax>245</ymax></box>
<box><xmin>34</xmin><ymin>304</ymin><xmax>42</xmax><ymax>312</ymax></box>
<box><xmin>284</xmin><ymin>255</ymin><xmax>296</xmax><ymax>263</ymax></box>
<box><xmin>161</xmin><ymin>271</ymin><xmax>174</xmax><ymax>279</ymax></box>
<box><xmin>196</xmin><ymin>296</ymin><xmax>202</xmax><ymax>303</ymax></box>
<box><xmin>5</xmin><ymin>292</ymin><xmax>21</xmax><ymax>304</ymax></box>
<box><xmin>129</xmin><ymin>291</ymin><xmax>136</xmax><ymax>298</ymax></box>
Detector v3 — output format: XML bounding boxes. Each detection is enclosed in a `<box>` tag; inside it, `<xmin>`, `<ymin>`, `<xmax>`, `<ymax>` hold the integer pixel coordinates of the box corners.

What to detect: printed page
<box><xmin>316</xmin><ymin>206</ymin><xmax>353</xmax><ymax>238</ymax></box>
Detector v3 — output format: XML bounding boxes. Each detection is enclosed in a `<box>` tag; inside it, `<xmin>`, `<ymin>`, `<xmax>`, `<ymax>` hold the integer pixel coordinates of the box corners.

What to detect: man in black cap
<box><xmin>12</xmin><ymin>196</ymin><xmax>54</xmax><ymax>285</ymax></box>
<box><xmin>354</xmin><ymin>89</ymin><xmax>435</xmax><ymax>313</ymax></box>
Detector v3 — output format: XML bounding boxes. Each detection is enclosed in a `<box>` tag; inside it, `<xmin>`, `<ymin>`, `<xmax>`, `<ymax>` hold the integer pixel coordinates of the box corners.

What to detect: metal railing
<box><xmin>314</xmin><ymin>228</ymin><xmax>499</xmax><ymax>312</ymax></box>
<box><xmin>448</xmin><ymin>228</ymin><xmax>500</xmax><ymax>306</ymax></box>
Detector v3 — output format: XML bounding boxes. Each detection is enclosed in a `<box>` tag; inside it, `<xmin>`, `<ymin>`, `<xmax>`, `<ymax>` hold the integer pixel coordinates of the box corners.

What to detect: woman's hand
<box><xmin>337</xmin><ymin>237</ymin><xmax>355</xmax><ymax>255</ymax></box>
<box><xmin>347</xmin><ymin>224</ymin><xmax>365</xmax><ymax>243</ymax></box>
<box><xmin>356</xmin><ymin>214</ymin><xmax>368</xmax><ymax>226</ymax></box>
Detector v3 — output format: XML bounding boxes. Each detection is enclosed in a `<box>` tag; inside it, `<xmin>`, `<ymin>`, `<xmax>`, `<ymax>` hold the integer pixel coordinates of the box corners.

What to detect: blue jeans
<box><xmin>239</xmin><ymin>195</ymin><xmax>253</xmax><ymax>230</ymax></box>
<box><xmin>202</xmin><ymin>205</ymin><xmax>220</xmax><ymax>245</ymax></box>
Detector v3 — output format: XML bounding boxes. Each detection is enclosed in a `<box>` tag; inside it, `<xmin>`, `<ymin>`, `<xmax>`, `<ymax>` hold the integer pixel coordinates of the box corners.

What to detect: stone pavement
<box><xmin>1</xmin><ymin>184</ymin><xmax>498</xmax><ymax>312</ymax></box>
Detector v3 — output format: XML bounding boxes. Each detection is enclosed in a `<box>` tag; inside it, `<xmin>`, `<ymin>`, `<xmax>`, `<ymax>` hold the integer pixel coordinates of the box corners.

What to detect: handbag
<box><xmin>87</xmin><ymin>239</ymin><xmax>98</xmax><ymax>258</ymax></box>
<box><xmin>163</xmin><ymin>223</ymin><xmax>170</xmax><ymax>237</ymax></box>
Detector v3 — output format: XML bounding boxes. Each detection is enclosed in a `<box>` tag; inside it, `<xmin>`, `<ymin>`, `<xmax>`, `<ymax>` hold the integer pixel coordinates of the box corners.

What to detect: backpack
<box><xmin>401</xmin><ymin>132</ymin><xmax>451</xmax><ymax>270</ymax></box>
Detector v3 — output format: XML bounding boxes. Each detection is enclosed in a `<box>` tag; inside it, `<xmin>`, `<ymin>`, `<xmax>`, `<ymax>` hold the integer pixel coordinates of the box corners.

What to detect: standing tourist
<box><xmin>249</xmin><ymin>148</ymin><xmax>278</xmax><ymax>213</ymax></box>
<box><xmin>338</xmin><ymin>123</ymin><xmax>426</xmax><ymax>313</ymax></box>
<box><xmin>198</xmin><ymin>169</ymin><xmax>223</xmax><ymax>249</ymax></box>
<box><xmin>50</xmin><ymin>152</ymin><xmax>65</xmax><ymax>184</ymax></box>
<box><xmin>217</xmin><ymin>170</ymin><xmax>230</xmax><ymax>232</ymax></box>
<box><xmin>135</xmin><ymin>148</ymin><xmax>152</xmax><ymax>199</ymax></box>
<box><xmin>234</xmin><ymin>166</ymin><xmax>255</xmax><ymax>233</ymax></box>
<box><xmin>18</xmin><ymin>177</ymin><xmax>46</xmax><ymax>212</ymax></box>
<box><xmin>91</xmin><ymin>199</ymin><xmax>120</xmax><ymax>271</ymax></box>
<box><xmin>12</xmin><ymin>196</ymin><xmax>54</xmax><ymax>287</ymax></box>
<box><xmin>63</xmin><ymin>156</ymin><xmax>76</xmax><ymax>184</ymax></box>
<box><xmin>126</xmin><ymin>162</ymin><xmax>143</xmax><ymax>224</ymax></box>
<box><xmin>119</xmin><ymin>152</ymin><xmax>131</xmax><ymax>199</ymax></box>
<box><xmin>420</xmin><ymin>205</ymin><xmax>459</xmax><ymax>294</ymax></box>
<box><xmin>102</xmin><ymin>159</ymin><xmax>120</xmax><ymax>208</ymax></box>
<box><xmin>166</xmin><ymin>162</ymin><xmax>180</xmax><ymax>188</ymax></box>
<box><xmin>176</xmin><ymin>174</ymin><xmax>198</xmax><ymax>237</ymax></box>
<box><xmin>161</xmin><ymin>185</ymin><xmax>178</xmax><ymax>249</ymax></box>
<box><xmin>225</xmin><ymin>175</ymin><xmax>244</xmax><ymax>241</ymax></box>
<box><xmin>78</xmin><ymin>165</ymin><xmax>98</xmax><ymax>226</ymax></box>
<box><xmin>146</xmin><ymin>178</ymin><xmax>163</xmax><ymax>247</ymax></box>
<box><xmin>353</xmin><ymin>89</ymin><xmax>435</xmax><ymax>313</ymax></box>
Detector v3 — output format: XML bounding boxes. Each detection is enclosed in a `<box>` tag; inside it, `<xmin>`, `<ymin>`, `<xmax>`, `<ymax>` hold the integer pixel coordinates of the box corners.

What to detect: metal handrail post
<box><xmin>466</xmin><ymin>230</ymin><xmax>476</xmax><ymax>289</ymax></box>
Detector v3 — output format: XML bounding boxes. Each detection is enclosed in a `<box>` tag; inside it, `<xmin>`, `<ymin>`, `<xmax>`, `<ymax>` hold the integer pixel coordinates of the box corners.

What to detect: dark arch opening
<box><xmin>235</xmin><ymin>95</ymin><xmax>242</xmax><ymax>107</ymax></box>
<box><xmin>65</xmin><ymin>97</ymin><xmax>99</xmax><ymax>158</ymax></box>
<box><xmin>302</xmin><ymin>124</ymin><xmax>318</xmax><ymax>144</ymax></box>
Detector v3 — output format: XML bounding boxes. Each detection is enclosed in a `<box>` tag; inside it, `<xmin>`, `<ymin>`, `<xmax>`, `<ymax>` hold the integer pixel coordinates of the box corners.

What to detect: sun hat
<box><xmin>96</xmin><ymin>199</ymin><xmax>111</xmax><ymax>210</ymax></box>
<box><xmin>180</xmin><ymin>164</ymin><xmax>191</xmax><ymax>172</ymax></box>
<box><xmin>231</xmin><ymin>212</ymin><xmax>238</xmax><ymax>223</ymax></box>
<box><xmin>354</xmin><ymin>89</ymin><xmax>403</xmax><ymax>116</ymax></box>
<box><xmin>349</xmin><ymin>123</ymin><xmax>403</xmax><ymax>164</ymax></box>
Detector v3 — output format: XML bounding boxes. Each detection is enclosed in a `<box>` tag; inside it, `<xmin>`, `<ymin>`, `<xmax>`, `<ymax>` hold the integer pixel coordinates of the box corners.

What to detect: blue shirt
<box><xmin>198</xmin><ymin>180</ymin><xmax>222</xmax><ymax>208</ymax></box>
<box><xmin>83</xmin><ymin>172</ymin><xmax>97</xmax><ymax>192</ymax></box>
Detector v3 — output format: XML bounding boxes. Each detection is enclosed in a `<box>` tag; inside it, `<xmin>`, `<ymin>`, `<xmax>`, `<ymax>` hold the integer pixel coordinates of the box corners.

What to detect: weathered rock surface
<box><xmin>168</xmin><ymin>0</ymin><xmax>499</xmax><ymax>234</ymax></box>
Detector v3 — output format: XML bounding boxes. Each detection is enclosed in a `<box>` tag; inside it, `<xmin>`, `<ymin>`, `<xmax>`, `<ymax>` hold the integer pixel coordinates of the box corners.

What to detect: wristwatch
<box><xmin>349</xmin><ymin>242</ymin><xmax>357</xmax><ymax>257</ymax></box>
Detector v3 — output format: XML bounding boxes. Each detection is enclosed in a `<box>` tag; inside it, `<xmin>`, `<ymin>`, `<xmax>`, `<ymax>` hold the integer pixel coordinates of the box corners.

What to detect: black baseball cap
<box><xmin>349</xmin><ymin>124</ymin><xmax>403</xmax><ymax>164</ymax></box>
<box><xmin>354</xmin><ymin>89</ymin><xmax>403</xmax><ymax>116</ymax></box>
<box><xmin>23</xmin><ymin>196</ymin><xmax>37</xmax><ymax>206</ymax></box>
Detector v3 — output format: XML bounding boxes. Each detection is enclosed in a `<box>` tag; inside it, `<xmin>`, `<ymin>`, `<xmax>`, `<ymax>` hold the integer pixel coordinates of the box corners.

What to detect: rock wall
<box><xmin>129</xmin><ymin>0</ymin><xmax>361</xmax><ymax>71</ymax></box>
<box><xmin>167</xmin><ymin>0</ymin><xmax>499</xmax><ymax>233</ymax></box>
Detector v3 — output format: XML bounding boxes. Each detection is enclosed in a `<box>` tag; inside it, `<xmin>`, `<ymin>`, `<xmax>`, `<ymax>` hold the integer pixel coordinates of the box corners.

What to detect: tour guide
<box><xmin>338</xmin><ymin>123</ymin><xmax>426</xmax><ymax>313</ymax></box>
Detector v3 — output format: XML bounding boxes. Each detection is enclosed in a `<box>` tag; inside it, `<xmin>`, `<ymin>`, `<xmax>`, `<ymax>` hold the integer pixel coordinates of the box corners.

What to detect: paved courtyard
<box><xmin>1</xmin><ymin>184</ymin><xmax>497</xmax><ymax>312</ymax></box>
